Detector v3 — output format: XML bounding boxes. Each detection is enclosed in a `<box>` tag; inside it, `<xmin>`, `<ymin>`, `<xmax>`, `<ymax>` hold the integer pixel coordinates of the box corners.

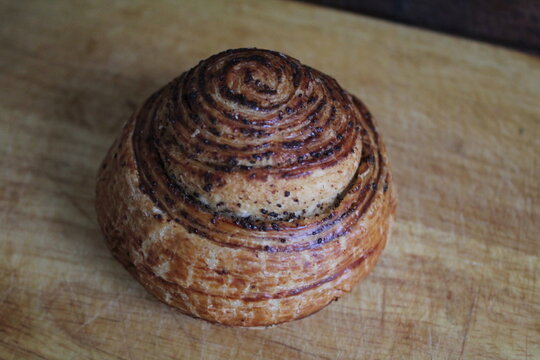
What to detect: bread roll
<box><xmin>96</xmin><ymin>48</ymin><xmax>396</xmax><ymax>327</ymax></box>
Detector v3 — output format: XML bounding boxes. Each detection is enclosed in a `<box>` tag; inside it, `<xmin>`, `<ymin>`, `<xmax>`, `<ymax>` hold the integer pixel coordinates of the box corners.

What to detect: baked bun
<box><xmin>96</xmin><ymin>48</ymin><xmax>396</xmax><ymax>327</ymax></box>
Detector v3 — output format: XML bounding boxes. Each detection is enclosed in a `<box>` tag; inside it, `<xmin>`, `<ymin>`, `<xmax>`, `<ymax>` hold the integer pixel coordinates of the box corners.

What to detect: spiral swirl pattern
<box><xmin>135</xmin><ymin>48</ymin><xmax>362</xmax><ymax>220</ymax></box>
<box><xmin>96</xmin><ymin>48</ymin><xmax>396</xmax><ymax>327</ymax></box>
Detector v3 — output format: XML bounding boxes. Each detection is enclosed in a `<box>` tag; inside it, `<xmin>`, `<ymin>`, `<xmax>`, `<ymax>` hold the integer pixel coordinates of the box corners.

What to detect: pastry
<box><xmin>96</xmin><ymin>48</ymin><xmax>396</xmax><ymax>327</ymax></box>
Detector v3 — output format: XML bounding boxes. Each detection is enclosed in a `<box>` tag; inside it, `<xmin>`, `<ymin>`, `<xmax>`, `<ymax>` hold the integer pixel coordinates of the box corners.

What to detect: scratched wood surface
<box><xmin>0</xmin><ymin>1</ymin><xmax>539</xmax><ymax>359</ymax></box>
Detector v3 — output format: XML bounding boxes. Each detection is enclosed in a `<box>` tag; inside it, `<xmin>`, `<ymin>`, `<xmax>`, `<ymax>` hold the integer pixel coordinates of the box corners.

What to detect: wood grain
<box><xmin>0</xmin><ymin>0</ymin><xmax>538</xmax><ymax>359</ymax></box>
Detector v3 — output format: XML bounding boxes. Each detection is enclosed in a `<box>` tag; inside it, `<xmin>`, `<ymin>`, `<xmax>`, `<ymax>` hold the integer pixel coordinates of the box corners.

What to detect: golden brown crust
<box><xmin>95</xmin><ymin>48</ymin><xmax>396</xmax><ymax>327</ymax></box>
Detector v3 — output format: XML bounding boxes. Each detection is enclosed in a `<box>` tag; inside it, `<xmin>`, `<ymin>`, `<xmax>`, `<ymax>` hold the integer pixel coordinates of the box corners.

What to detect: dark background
<box><xmin>300</xmin><ymin>0</ymin><xmax>540</xmax><ymax>54</ymax></box>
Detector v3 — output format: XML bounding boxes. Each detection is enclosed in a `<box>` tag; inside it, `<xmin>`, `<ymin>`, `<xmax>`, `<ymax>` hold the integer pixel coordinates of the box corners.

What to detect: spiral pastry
<box><xmin>96</xmin><ymin>48</ymin><xmax>396</xmax><ymax>327</ymax></box>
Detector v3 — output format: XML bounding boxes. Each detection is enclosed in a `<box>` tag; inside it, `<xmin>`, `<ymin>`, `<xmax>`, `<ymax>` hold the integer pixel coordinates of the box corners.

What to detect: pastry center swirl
<box><xmin>134</xmin><ymin>48</ymin><xmax>365</xmax><ymax>221</ymax></box>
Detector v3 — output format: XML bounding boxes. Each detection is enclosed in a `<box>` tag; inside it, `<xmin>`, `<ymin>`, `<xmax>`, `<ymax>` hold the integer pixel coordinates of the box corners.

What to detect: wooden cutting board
<box><xmin>1</xmin><ymin>1</ymin><xmax>538</xmax><ymax>359</ymax></box>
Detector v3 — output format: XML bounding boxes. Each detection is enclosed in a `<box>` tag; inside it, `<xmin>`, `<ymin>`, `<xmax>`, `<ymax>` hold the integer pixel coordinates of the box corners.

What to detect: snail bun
<box><xmin>96</xmin><ymin>48</ymin><xmax>396</xmax><ymax>327</ymax></box>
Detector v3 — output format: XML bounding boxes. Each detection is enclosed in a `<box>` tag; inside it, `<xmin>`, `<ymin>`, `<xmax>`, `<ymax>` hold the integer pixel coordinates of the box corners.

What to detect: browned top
<box><xmin>131</xmin><ymin>48</ymin><xmax>387</xmax><ymax>254</ymax></box>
